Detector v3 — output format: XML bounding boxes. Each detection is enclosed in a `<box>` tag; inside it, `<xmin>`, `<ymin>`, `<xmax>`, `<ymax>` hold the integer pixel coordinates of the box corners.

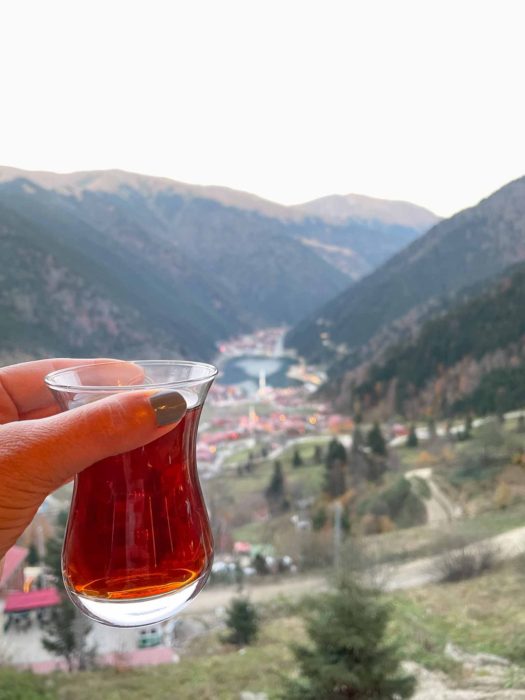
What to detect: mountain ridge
<box><xmin>350</xmin><ymin>261</ymin><xmax>525</xmax><ymax>419</ymax></box>
<box><xmin>0</xmin><ymin>166</ymin><xmax>439</xmax><ymax>230</ymax></box>
<box><xmin>286</xmin><ymin>174</ymin><xmax>525</xmax><ymax>394</ymax></box>
<box><xmin>0</xmin><ymin>173</ymin><xmax>347</xmax><ymax>364</ymax></box>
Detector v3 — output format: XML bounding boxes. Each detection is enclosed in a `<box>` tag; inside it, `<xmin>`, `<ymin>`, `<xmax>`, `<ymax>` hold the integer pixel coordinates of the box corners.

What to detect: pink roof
<box><xmin>101</xmin><ymin>647</ymin><xmax>176</xmax><ymax>668</ymax></box>
<box><xmin>4</xmin><ymin>587</ymin><xmax>61</xmax><ymax>613</ymax></box>
<box><xmin>234</xmin><ymin>541</ymin><xmax>252</xmax><ymax>553</ymax></box>
<box><xmin>24</xmin><ymin>647</ymin><xmax>177</xmax><ymax>674</ymax></box>
<box><xmin>0</xmin><ymin>545</ymin><xmax>28</xmax><ymax>586</ymax></box>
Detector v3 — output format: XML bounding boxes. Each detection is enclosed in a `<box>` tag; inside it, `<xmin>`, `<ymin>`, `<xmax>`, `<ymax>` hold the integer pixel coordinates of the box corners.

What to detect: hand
<box><xmin>0</xmin><ymin>359</ymin><xmax>187</xmax><ymax>560</ymax></box>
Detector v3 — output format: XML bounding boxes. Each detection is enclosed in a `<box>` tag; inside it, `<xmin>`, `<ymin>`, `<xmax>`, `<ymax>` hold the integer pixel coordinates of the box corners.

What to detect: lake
<box><xmin>219</xmin><ymin>354</ymin><xmax>301</xmax><ymax>390</ymax></box>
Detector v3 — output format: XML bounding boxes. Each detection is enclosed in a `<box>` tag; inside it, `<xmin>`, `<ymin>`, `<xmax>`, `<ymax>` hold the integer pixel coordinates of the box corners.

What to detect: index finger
<box><xmin>0</xmin><ymin>358</ymin><xmax>117</xmax><ymax>423</ymax></box>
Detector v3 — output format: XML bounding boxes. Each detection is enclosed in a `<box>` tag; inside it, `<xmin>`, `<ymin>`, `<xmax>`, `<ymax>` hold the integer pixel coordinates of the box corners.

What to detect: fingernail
<box><xmin>150</xmin><ymin>391</ymin><xmax>187</xmax><ymax>426</ymax></box>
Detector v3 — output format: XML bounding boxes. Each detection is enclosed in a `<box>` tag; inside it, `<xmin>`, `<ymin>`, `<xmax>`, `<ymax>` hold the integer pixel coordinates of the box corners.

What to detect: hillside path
<box><xmin>405</xmin><ymin>467</ymin><xmax>462</xmax><ymax>525</ymax></box>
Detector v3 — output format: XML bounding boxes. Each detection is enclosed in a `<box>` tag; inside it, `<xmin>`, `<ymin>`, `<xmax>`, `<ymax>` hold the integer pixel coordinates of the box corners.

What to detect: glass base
<box><xmin>67</xmin><ymin>573</ymin><xmax>209</xmax><ymax>627</ymax></box>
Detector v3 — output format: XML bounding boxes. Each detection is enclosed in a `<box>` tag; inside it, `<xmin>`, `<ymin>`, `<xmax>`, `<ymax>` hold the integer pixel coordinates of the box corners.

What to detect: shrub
<box><xmin>437</xmin><ymin>543</ymin><xmax>496</xmax><ymax>583</ymax></box>
<box><xmin>357</xmin><ymin>477</ymin><xmax>425</xmax><ymax>529</ymax></box>
<box><xmin>224</xmin><ymin>597</ymin><xmax>259</xmax><ymax>646</ymax></box>
<box><xmin>312</xmin><ymin>507</ymin><xmax>328</xmax><ymax>531</ymax></box>
<box><xmin>410</xmin><ymin>476</ymin><xmax>431</xmax><ymax>500</ymax></box>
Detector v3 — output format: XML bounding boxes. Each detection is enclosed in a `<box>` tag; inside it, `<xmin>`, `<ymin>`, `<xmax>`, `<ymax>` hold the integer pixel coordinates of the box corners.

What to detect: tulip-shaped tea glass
<box><xmin>45</xmin><ymin>360</ymin><xmax>217</xmax><ymax>627</ymax></box>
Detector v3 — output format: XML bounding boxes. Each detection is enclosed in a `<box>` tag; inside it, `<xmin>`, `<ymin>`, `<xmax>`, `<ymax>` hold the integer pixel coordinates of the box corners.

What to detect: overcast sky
<box><xmin>0</xmin><ymin>0</ymin><xmax>524</xmax><ymax>217</ymax></box>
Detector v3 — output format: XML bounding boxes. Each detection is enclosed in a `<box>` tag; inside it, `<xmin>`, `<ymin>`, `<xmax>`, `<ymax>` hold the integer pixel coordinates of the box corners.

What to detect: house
<box><xmin>0</xmin><ymin>545</ymin><xmax>28</xmax><ymax>597</ymax></box>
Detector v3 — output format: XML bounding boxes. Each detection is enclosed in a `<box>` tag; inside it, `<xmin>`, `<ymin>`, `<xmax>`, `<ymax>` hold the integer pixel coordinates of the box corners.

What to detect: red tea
<box><xmin>63</xmin><ymin>405</ymin><xmax>213</xmax><ymax>600</ymax></box>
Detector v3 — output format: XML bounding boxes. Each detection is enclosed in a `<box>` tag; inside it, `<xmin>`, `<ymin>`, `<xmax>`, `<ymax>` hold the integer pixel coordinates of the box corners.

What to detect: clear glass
<box><xmin>45</xmin><ymin>360</ymin><xmax>217</xmax><ymax>627</ymax></box>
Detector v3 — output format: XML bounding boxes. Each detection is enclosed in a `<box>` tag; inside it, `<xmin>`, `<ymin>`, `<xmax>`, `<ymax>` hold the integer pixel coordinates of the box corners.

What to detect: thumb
<box><xmin>0</xmin><ymin>390</ymin><xmax>187</xmax><ymax>503</ymax></box>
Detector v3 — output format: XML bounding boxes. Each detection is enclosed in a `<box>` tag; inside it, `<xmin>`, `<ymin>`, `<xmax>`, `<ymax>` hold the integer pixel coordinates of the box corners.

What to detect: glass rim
<box><xmin>44</xmin><ymin>360</ymin><xmax>218</xmax><ymax>393</ymax></box>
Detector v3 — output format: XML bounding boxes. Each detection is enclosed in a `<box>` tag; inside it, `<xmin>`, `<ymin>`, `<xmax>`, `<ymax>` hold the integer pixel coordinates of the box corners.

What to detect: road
<box><xmin>5</xmin><ymin>523</ymin><xmax>525</xmax><ymax>666</ymax></box>
<box><xmin>405</xmin><ymin>467</ymin><xmax>462</xmax><ymax>525</ymax></box>
<box><xmin>183</xmin><ymin>524</ymin><xmax>525</xmax><ymax>612</ymax></box>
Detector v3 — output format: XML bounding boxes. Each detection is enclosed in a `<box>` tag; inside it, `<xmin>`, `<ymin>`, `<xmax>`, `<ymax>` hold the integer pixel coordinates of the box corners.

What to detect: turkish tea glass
<box><xmin>45</xmin><ymin>360</ymin><xmax>217</xmax><ymax>627</ymax></box>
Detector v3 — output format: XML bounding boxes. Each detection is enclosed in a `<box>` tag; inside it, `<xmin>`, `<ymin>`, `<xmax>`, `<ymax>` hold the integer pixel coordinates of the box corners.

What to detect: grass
<box><xmin>343</xmin><ymin>499</ymin><xmax>525</xmax><ymax>570</ymax></box>
<box><xmin>390</xmin><ymin>561</ymin><xmax>525</xmax><ymax>669</ymax></box>
<box><xmin>209</xmin><ymin>440</ymin><xmax>326</xmax><ymax>511</ymax></box>
<box><xmin>223</xmin><ymin>446</ymin><xmax>255</xmax><ymax>468</ymax></box>
<box><xmin>40</xmin><ymin>617</ymin><xmax>303</xmax><ymax>700</ymax></box>
<box><xmin>8</xmin><ymin>561</ymin><xmax>525</xmax><ymax>698</ymax></box>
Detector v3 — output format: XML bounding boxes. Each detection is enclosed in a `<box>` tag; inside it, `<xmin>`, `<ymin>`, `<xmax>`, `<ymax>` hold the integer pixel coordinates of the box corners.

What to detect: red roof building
<box><xmin>0</xmin><ymin>545</ymin><xmax>28</xmax><ymax>596</ymax></box>
<box><xmin>4</xmin><ymin>587</ymin><xmax>61</xmax><ymax>614</ymax></box>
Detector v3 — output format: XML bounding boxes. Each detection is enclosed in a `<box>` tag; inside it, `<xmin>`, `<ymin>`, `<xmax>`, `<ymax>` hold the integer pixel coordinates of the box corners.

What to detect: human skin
<box><xmin>0</xmin><ymin>358</ymin><xmax>186</xmax><ymax>564</ymax></box>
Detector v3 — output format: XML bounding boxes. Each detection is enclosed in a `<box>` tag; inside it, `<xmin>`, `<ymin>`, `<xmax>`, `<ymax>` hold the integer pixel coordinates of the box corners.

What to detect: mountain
<box><xmin>350</xmin><ymin>262</ymin><xmax>525</xmax><ymax>418</ymax></box>
<box><xmin>291</xmin><ymin>193</ymin><xmax>437</xmax><ymax>229</ymax></box>
<box><xmin>286</xmin><ymin>176</ymin><xmax>525</xmax><ymax>387</ymax></box>
<box><xmin>0</xmin><ymin>167</ymin><xmax>438</xmax><ymax>280</ymax></box>
<box><xmin>0</xmin><ymin>167</ymin><xmax>436</xmax><ymax>364</ymax></box>
<box><xmin>0</xmin><ymin>173</ymin><xmax>344</xmax><ymax>363</ymax></box>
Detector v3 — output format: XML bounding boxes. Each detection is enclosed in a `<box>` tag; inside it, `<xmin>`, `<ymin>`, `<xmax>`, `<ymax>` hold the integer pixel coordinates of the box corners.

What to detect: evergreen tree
<box><xmin>517</xmin><ymin>414</ymin><xmax>525</xmax><ymax>433</ymax></box>
<box><xmin>281</xmin><ymin>581</ymin><xmax>415</xmax><ymax>699</ymax></box>
<box><xmin>325</xmin><ymin>439</ymin><xmax>347</xmax><ymax>498</ymax></box>
<box><xmin>266</xmin><ymin>460</ymin><xmax>284</xmax><ymax>498</ymax></box>
<box><xmin>253</xmin><ymin>552</ymin><xmax>270</xmax><ymax>576</ymax></box>
<box><xmin>458</xmin><ymin>415</ymin><xmax>472</xmax><ymax>441</ymax></box>
<box><xmin>40</xmin><ymin>523</ymin><xmax>97</xmax><ymax>671</ymax></box>
<box><xmin>292</xmin><ymin>448</ymin><xmax>304</xmax><ymax>468</ymax></box>
<box><xmin>41</xmin><ymin>599</ymin><xmax>96</xmax><ymax>671</ymax></box>
<box><xmin>406</xmin><ymin>425</ymin><xmax>418</xmax><ymax>448</ymax></box>
<box><xmin>43</xmin><ymin>533</ymin><xmax>63</xmax><ymax>584</ymax></box>
<box><xmin>352</xmin><ymin>425</ymin><xmax>364</xmax><ymax>453</ymax></box>
<box><xmin>312</xmin><ymin>508</ymin><xmax>328</xmax><ymax>531</ymax></box>
<box><xmin>27</xmin><ymin>543</ymin><xmax>39</xmax><ymax>566</ymax></box>
<box><xmin>224</xmin><ymin>597</ymin><xmax>259</xmax><ymax>646</ymax></box>
<box><xmin>265</xmin><ymin>461</ymin><xmax>285</xmax><ymax>512</ymax></box>
<box><xmin>367</xmin><ymin>423</ymin><xmax>387</xmax><ymax>456</ymax></box>
<box><xmin>313</xmin><ymin>444</ymin><xmax>324</xmax><ymax>463</ymax></box>
<box><xmin>327</xmin><ymin>438</ymin><xmax>347</xmax><ymax>464</ymax></box>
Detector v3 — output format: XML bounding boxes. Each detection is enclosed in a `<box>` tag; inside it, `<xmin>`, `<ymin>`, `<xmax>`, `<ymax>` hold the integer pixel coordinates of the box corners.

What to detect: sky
<box><xmin>0</xmin><ymin>0</ymin><xmax>524</xmax><ymax>217</ymax></box>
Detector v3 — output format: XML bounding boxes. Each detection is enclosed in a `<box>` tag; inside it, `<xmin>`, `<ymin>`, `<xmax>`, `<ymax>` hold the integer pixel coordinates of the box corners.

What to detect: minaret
<box><xmin>258</xmin><ymin>368</ymin><xmax>266</xmax><ymax>395</ymax></box>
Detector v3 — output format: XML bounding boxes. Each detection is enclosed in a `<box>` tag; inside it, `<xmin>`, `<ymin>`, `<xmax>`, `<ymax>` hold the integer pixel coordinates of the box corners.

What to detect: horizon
<box><xmin>0</xmin><ymin>161</ymin><xmax>443</xmax><ymax>211</ymax></box>
<box><xmin>1</xmin><ymin>1</ymin><xmax>525</xmax><ymax>218</ymax></box>
<box><xmin>3</xmin><ymin>161</ymin><xmax>522</xmax><ymax>219</ymax></box>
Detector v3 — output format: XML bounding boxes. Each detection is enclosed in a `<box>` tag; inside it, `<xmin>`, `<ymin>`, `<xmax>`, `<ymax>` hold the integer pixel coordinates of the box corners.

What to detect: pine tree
<box><xmin>40</xmin><ymin>525</ymin><xmax>97</xmax><ymax>671</ymax></box>
<box><xmin>292</xmin><ymin>448</ymin><xmax>304</xmax><ymax>468</ymax></box>
<box><xmin>325</xmin><ymin>439</ymin><xmax>347</xmax><ymax>498</ymax></box>
<box><xmin>265</xmin><ymin>461</ymin><xmax>285</xmax><ymax>512</ymax></box>
<box><xmin>224</xmin><ymin>597</ymin><xmax>259</xmax><ymax>646</ymax></box>
<box><xmin>41</xmin><ymin>599</ymin><xmax>96</xmax><ymax>671</ymax></box>
<box><xmin>352</xmin><ymin>425</ymin><xmax>364</xmax><ymax>453</ymax></box>
<box><xmin>281</xmin><ymin>581</ymin><xmax>415</xmax><ymax>699</ymax></box>
<box><xmin>314</xmin><ymin>444</ymin><xmax>324</xmax><ymax>463</ymax></box>
<box><xmin>27</xmin><ymin>543</ymin><xmax>39</xmax><ymax>566</ymax></box>
<box><xmin>367</xmin><ymin>423</ymin><xmax>387</xmax><ymax>456</ymax></box>
<box><xmin>458</xmin><ymin>415</ymin><xmax>472</xmax><ymax>441</ymax></box>
<box><xmin>312</xmin><ymin>508</ymin><xmax>328</xmax><ymax>531</ymax></box>
<box><xmin>327</xmin><ymin>438</ymin><xmax>347</xmax><ymax>464</ymax></box>
<box><xmin>406</xmin><ymin>425</ymin><xmax>418</xmax><ymax>448</ymax></box>
<box><xmin>266</xmin><ymin>460</ymin><xmax>284</xmax><ymax>498</ymax></box>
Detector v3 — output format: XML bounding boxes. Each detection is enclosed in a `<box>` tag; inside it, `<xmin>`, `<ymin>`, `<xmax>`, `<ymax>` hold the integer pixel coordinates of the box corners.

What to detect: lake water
<box><xmin>219</xmin><ymin>355</ymin><xmax>301</xmax><ymax>390</ymax></box>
